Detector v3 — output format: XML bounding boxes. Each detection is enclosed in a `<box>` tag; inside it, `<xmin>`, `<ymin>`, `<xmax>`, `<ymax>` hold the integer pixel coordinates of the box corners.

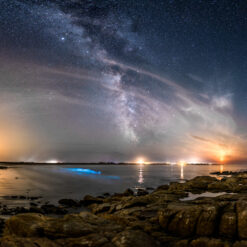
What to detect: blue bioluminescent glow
<box><xmin>66</xmin><ymin>168</ymin><xmax>101</xmax><ymax>175</ymax></box>
<box><xmin>62</xmin><ymin>168</ymin><xmax>120</xmax><ymax>180</ymax></box>
<box><xmin>104</xmin><ymin>175</ymin><xmax>120</xmax><ymax>180</ymax></box>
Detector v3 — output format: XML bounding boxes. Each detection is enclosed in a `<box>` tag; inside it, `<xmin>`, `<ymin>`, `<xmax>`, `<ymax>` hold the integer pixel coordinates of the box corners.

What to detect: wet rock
<box><xmin>137</xmin><ymin>189</ymin><xmax>148</xmax><ymax>196</ymax></box>
<box><xmin>29</xmin><ymin>196</ymin><xmax>42</xmax><ymax>200</ymax></box>
<box><xmin>58</xmin><ymin>199</ymin><xmax>80</xmax><ymax>207</ymax></box>
<box><xmin>91</xmin><ymin>203</ymin><xmax>111</xmax><ymax>214</ymax></box>
<box><xmin>0</xmin><ymin>218</ymin><xmax>5</xmax><ymax>237</ymax></box>
<box><xmin>153</xmin><ymin>189</ymin><xmax>188</xmax><ymax>202</ymax></box>
<box><xmin>120</xmin><ymin>196</ymin><xmax>151</xmax><ymax>209</ymax></box>
<box><xmin>0</xmin><ymin>166</ymin><xmax>8</xmax><ymax>169</ymax></box>
<box><xmin>80</xmin><ymin>195</ymin><xmax>104</xmax><ymax>206</ymax></box>
<box><xmin>41</xmin><ymin>204</ymin><xmax>67</xmax><ymax>215</ymax></box>
<box><xmin>187</xmin><ymin>176</ymin><xmax>218</xmax><ymax>191</ymax></box>
<box><xmin>169</xmin><ymin>182</ymin><xmax>187</xmax><ymax>192</ymax></box>
<box><xmin>208</xmin><ymin>181</ymin><xmax>229</xmax><ymax>192</ymax></box>
<box><xmin>112</xmin><ymin>230</ymin><xmax>159</xmax><ymax>247</ymax></box>
<box><xmin>155</xmin><ymin>184</ymin><xmax>169</xmax><ymax>191</ymax></box>
<box><xmin>29</xmin><ymin>206</ymin><xmax>44</xmax><ymax>214</ymax></box>
<box><xmin>14</xmin><ymin>207</ymin><xmax>28</xmax><ymax>214</ymax></box>
<box><xmin>123</xmin><ymin>188</ymin><xmax>134</xmax><ymax>196</ymax></box>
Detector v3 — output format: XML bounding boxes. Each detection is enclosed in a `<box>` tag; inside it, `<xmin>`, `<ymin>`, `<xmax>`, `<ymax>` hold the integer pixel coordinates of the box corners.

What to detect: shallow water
<box><xmin>180</xmin><ymin>192</ymin><xmax>228</xmax><ymax>201</ymax></box>
<box><xmin>0</xmin><ymin>163</ymin><xmax>246</xmax><ymax>206</ymax></box>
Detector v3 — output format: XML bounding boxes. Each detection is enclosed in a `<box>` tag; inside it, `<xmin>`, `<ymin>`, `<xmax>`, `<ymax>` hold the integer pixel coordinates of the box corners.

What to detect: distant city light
<box><xmin>178</xmin><ymin>160</ymin><xmax>186</xmax><ymax>166</ymax></box>
<box><xmin>46</xmin><ymin>160</ymin><xmax>59</xmax><ymax>164</ymax></box>
<box><xmin>136</xmin><ymin>158</ymin><xmax>145</xmax><ymax>165</ymax></box>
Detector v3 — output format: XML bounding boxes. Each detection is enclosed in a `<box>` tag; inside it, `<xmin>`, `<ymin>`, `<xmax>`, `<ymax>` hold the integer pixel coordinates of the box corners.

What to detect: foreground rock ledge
<box><xmin>3</xmin><ymin>173</ymin><xmax>247</xmax><ymax>246</ymax></box>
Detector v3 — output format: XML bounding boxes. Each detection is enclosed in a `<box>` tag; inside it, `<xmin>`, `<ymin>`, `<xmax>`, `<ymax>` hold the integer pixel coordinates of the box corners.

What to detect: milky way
<box><xmin>0</xmin><ymin>0</ymin><xmax>247</xmax><ymax>162</ymax></box>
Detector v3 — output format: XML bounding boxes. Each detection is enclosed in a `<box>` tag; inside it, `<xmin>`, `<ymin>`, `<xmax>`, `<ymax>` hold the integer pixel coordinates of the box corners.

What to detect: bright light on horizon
<box><xmin>178</xmin><ymin>160</ymin><xmax>186</xmax><ymax>166</ymax></box>
<box><xmin>46</xmin><ymin>160</ymin><xmax>59</xmax><ymax>164</ymax></box>
<box><xmin>136</xmin><ymin>157</ymin><xmax>145</xmax><ymax>165</ymax></box>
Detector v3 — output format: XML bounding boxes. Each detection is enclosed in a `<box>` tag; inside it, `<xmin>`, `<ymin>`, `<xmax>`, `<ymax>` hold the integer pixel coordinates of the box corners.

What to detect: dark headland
<box><xmin>1</xmin><ymin>170</ymin><xmax>247</xmax><ymax>246</ymax></box>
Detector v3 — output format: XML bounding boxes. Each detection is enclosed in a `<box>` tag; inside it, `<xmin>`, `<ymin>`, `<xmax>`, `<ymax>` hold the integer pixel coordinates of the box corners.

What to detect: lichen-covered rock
<box><xmin>158</xmin><ymin>207</ymin><xmax>178</xmax><ymax>230</ymax></box>
<box><xmin>58</xmin><ymin>199</ymin><xmax>80</xmax><ymax>207</ymax></box>
<box><xmin>112</xmin><ymin>230</ymin><xmax>159</xmax><ymax>247</ymax></box>
<box><xmin>167</xmin><ymin>204</ymin><xmax>202</xmax><ymax>237</ymax></box>
<box><xmin>0</xmin><ymin>236</ymin><xmax>59</xmax><ymax>247</ymax></box>
<box><xmin>233</xmin><ymin>241</ymin><xmax>247</xmax><ymax>247</ymax></box>
<box><xmin>122</xmin><ymin>188</ymin><xmax>134</xmax><ymax>196</ymax></box>
<box><xmin>237</xmin><ymin>200</ymin><xmax>247</xmax><ymax>239</ymax></box>
<box><xmin>4</xmin><ymin>213</ymin><xmax>46</xmax><ymax>237</ymax></box>
<box><xmin>173</xmin><ymin>239</ymin><xmax>189</xmax><ymax>247</ymax></box>
<box><xmin>56</xmin><ymin>234</ymin><xmax>109</xmax><ymax>247</ymax></box>
<box><xmin>187</xmin><ymin>176</ymin><xmax>218</xmax><ymax>191</ymax></box>
<box><xmin>3</xmin><ymin>212</ymin><xmax>123</xmax><ymax>241</ymax></box>
<box><xmin>190</xmin><ymin>238</ymin><xmax>230</xmax><ymax>247</ymax></box>
<box><xmin>219</xmin><ymin>211</ymin><xmax>237</xmax><ymax>238</ymax></box>
<box><xmin>91</xmin><ymin>203</ymin><xmax>111</xmax><ymax>214</ymax></box>
<box><xmin>196</xmin><ymin>204</ymin><xmax>218</xmax><ymax>236</ymax></box>
<box><xmin>80</xmin><ymin>195</ymin><xmax>104</xmax><ymax>206</ymax></box>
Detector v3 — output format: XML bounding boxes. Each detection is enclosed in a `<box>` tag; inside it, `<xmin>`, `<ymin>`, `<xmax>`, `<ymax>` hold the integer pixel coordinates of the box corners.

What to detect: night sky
<box><xmin>0</xmin><ymin>0</ymin><xmax>247</xmax><ymax>163</ymax></box>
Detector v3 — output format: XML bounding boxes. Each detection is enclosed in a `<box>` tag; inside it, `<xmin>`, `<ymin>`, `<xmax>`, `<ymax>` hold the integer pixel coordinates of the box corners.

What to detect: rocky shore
<box><xmin>2</xmin><ymin>172</ymin><xmax>247</xmax><ymax>246</ymax></box>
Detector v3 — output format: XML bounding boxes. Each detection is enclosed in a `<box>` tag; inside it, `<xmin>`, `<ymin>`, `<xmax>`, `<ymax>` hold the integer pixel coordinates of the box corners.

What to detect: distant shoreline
<box><xmin>0</xmin><ymin>161</ymin><xmax>222</xmax><ymax>166</ymax></box>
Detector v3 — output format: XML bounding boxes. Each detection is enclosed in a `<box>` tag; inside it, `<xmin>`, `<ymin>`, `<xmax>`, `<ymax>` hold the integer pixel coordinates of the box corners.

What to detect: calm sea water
<box><xmin>0</xmin><ymin>164</ymin><xmax>246</xmax><ymax>206</ymax></box>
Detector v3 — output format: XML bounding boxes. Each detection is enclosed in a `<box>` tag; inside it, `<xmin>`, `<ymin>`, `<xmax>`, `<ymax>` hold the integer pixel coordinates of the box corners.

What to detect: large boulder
<box><xmin>219</xmin><ymin>211</ymin><xmax>237</xmax><ymax>238</ymax></box>
<box><xmin>237</xmin><ymin>200</ymin><xmax>247</xmax><ymax>239</ymax></box>
<box><xmin>4</xmin><ymin>213</ymin><xmax>46</xmax><ymax>237</ymax></box>
<box><xmin>58</xmin><ymin>199</ymin><xmax>80</xmax><ymax>207</ymax></box>
<box><xmin>186</xmin><ymin>176</ymin><xmax>218</xmax><ymax>191</ymax></box>
<box><xmin>159</xmin><ymin>207</ymin><xmax>178</xmax><ymax>230</ymax></box>
<box><xmin>164</xmin><ymin>203</ymin><xmax>201</xmax><ymax>237</ymax></box>
<box><xmin>196</xmin><ymin>204</ymin><xmax>219</xmax><ymax>236</ymax></box>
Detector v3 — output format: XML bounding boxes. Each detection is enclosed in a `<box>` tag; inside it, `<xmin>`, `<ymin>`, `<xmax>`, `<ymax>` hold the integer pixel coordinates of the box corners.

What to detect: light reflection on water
<box><xmin>0</xmin><ymin>163</ymin><xmax>245</xmax><ymax>205</ymax></box>
<box><xmin>138</xmin><ymin>164</ymin><xmax>144</xmax><ymax>184</ymax></box>
<box><xmin>180</xmin><ymin>164</ymin><xmax>184</xmax><ymax>180</ymax></box>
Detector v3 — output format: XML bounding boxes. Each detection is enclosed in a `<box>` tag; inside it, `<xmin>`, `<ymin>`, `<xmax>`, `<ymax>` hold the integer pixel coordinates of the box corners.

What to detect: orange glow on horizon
<box><xmin>136</xmin><ymin>157</ymin><xmax>146</xmax><ymax>165</ymax></box>
<box><xmin>178</xmin><ymin>160</ymin><xmax>186</xmax><ymax>166</ymax></box>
